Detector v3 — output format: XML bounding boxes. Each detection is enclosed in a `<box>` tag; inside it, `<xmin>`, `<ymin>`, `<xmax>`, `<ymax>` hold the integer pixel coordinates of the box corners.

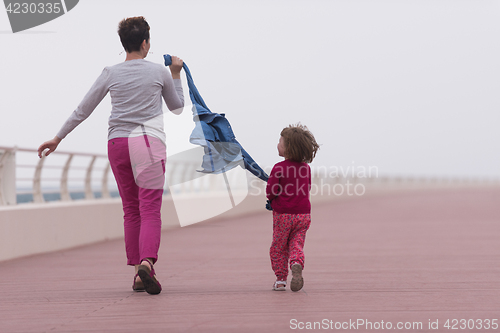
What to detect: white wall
<box><xmin>0</xmin><ymin>191</ymin><xmax>269</xmax><ymax>262</ymax></box>
<box><xmin>1</xmin><ymin>180</ymin><xmax>497</xmax><ymax>262</ymax></box>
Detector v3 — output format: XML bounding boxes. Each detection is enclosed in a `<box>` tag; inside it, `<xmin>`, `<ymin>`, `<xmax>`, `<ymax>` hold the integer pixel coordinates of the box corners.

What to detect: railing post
<box><xmin>33</xmin><ymin>153</ymin><xmax>45</xmax><ymax>203</ymax></box>
<box><xmin>167</xmin><ymin>161</ymin><xmax>177</xmax><ymax>195</ymax></box>
<box><xmin>60</xmin><ymin>154</ymin><xmax>74</xmax><ymax>201</ymax></box>
<box><xmin>180</xmin><ymin>162</ymin><xmax>191</xmax><ymax>194</ymax></box>
<box><xmin>101</xmin><ymin>162</ymin><xmax>111</xmax><ymax>198</ymax></box>
<box><xmin>209</xmin><ymin>170</ymin><xmax>217</xmax><ymax>192</ymax></box>
<box><xmin>0</xmin><ymin>148</ymin><xmax>17</xmax><ymax>205</ymax></box>
<box><xmin>85</xmin><ymin>156</ymin><xmax>97</xmax><ymax>199</ymax></box>
<box><xmin>0</xmin><ymin>149</ymin><xmax>7</xmax><ymax>206</ymax></box>
<box><xmin>188</xmin><ymin>164</ymin><xmax>196</xmax><ymax>193</ymax></box>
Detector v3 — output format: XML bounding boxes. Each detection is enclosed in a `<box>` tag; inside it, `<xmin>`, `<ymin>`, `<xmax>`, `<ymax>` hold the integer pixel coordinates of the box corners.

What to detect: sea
<box><xmin>16</xmin><ymin>189</ymin><xmax>170</xmax><ymax>204</ymax></box>
<box><xmin>16</xmin><ymin>191</ymin><xmax>121</xmax><ymax>204</ymax></box>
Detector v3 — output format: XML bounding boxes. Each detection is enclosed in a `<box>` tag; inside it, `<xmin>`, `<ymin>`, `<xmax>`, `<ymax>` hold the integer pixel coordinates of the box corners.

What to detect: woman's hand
<box><xmin>37</xmin><ymin>136</ymin><xmax>62</xmax><ymax>158</ymax></box>
<box><xmin>169</xmin><ymin>55</ymin><xmax>183</xmax><ymax>79</ymax></box>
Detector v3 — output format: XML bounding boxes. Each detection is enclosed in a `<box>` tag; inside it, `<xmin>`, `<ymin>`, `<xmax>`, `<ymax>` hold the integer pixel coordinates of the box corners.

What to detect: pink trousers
<box><xmin>270</xmin><ymin>212</ymin><xmax>311</xmax><ymax>281</ymax></box>
<box><xmin>108</xmin><ymin>136</ymin><xmax>166</xmax><ymax>266</ymax></box>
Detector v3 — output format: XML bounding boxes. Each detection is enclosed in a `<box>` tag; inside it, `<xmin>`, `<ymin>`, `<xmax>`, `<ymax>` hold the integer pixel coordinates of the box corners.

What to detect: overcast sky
<box><xmin>1</xmin><ymin>0</ymin><xmax>499</xmax><ymax>179</ymax></box>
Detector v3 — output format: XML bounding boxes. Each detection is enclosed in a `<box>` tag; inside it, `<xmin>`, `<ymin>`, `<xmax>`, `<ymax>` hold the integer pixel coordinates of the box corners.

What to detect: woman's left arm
<box><xmin>37</xmin><ymin>68</ymin><xmax>110</xmax><ymax>158</ymax></box>
<box><xmin>37</xmin><ymin>136</ymin><xmax>61</xmax><ymax>158</ymax></box>
<box><xmin>56</xmin><ymin>68</ymin><xmax>110</xmax><ymax>140</ymax></box>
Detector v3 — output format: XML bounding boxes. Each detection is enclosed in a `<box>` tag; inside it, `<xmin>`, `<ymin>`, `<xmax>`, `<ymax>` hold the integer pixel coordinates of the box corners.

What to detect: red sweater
<box><xmin>266</xmin><ymin>159</ymin><xmax>311</xmax><ymax>214</ymax></box>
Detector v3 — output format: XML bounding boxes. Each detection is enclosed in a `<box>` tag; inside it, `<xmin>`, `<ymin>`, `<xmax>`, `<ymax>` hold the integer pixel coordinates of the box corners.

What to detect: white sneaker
<box><xmin>272</xmin><ymin>280</ymin><xmax>286</xmax><ymax>291</ymax></box>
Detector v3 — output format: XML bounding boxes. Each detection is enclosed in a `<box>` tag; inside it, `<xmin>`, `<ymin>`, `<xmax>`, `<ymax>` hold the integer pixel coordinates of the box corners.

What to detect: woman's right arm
<box><xmin>169</xmin><ymin>56</ymin><xmax>183</xmax><ymax>80</ymax></box>
<box><xmin>162</xmin><ymin>56</ymin><xmax>184</xmax><ymax>114</ymax></box>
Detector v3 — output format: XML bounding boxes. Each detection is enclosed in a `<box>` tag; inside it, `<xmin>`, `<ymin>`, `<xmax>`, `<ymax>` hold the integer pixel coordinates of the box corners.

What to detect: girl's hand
<box><xmin>169</xmin><ymin>55</ymin><xmax>183</xmax><ymax>79</ymax></box>
<box><xmin>37</xmin><ymin>136</ymin><xmax>62</xmax><ymax>158</ymax></box>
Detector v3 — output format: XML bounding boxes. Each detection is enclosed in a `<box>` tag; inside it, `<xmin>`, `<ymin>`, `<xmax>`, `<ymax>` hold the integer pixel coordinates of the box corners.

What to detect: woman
<box><xmin>38</xmin><ymin>16</ymin><xmax>184</xmax><ymax>295</ymax></box>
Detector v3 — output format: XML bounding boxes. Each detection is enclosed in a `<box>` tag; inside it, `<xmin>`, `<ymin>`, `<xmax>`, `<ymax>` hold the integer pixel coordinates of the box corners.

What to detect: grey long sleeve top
<box><xmin>57</xmin><ymin>59</ymin><xmax>184</xmax><ymax>144</ymax></box>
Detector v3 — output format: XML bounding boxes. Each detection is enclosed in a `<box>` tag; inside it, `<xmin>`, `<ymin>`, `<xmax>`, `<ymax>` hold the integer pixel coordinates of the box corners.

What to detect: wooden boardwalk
<box><xmin>1</xmin><ymin>188</ymin><xmax>499</xmax><ymax>332</ymax></box>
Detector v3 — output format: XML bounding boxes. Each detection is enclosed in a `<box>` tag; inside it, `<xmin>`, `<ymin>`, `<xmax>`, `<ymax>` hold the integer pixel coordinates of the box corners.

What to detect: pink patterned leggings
<box><xmin>270</xmin><ymin>212</ymin><xmax>311</xmax><ymax>281</ymax></box>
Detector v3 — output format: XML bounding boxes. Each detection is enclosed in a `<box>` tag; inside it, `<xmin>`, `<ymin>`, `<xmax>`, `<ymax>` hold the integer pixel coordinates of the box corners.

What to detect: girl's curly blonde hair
<box><xmin>280</xmin><ymin>123</ymin><xmax>319</xmax><ymax>163</ymax></box>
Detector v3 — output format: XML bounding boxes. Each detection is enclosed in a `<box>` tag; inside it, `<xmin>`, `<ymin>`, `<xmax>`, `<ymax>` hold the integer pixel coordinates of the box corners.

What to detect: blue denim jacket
<box><xmin>164</xmin><ymin>54</ymin><xmax>269</xmax><ymax>182</ymax></box>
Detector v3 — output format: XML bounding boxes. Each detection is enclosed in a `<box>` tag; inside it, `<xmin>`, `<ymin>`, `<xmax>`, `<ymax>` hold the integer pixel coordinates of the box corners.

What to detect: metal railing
<box><xmin>2</xmin><ymin>145</ymin><xmax>499</xmax><ymax>206</ymax></box>
<box><xmin>0</xmin><ymin>146</ymin><xmax>113</xmax><ymax>205</ymax></box>
<box><xmin>0</xmin><ymin>145</ymin><xmax>252</xmax><ymax>206</ymax></box>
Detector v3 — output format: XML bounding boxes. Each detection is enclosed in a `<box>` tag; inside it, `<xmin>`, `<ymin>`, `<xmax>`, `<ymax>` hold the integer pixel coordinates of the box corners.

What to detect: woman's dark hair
<box><xmin>118</xmin><ymin>16</ymin><xmax>150</xmax><ymax>53</ymax></box>
<box><xmin>281</xmin><ymin>123</ymin><xmax>319</xmax><ymax>163</ymax></box>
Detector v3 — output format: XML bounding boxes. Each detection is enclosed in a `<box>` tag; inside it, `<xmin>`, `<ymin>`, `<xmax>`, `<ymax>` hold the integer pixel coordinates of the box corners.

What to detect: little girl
<box><xmin>266</xmin><ymin>123</ymin><xmax>319</xmax><ymax>292</ymax></box>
